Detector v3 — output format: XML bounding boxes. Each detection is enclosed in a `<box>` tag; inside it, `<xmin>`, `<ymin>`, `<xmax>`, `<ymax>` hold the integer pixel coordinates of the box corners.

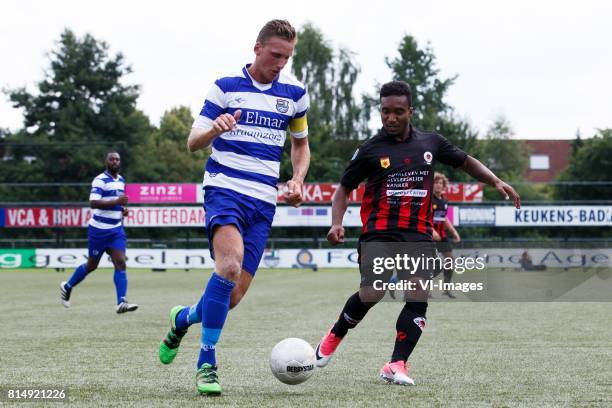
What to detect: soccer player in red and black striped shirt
<box><xmin>314</xmin><ymin>80</ymin><xmax>520</xmax><ymax>385</ymax></box>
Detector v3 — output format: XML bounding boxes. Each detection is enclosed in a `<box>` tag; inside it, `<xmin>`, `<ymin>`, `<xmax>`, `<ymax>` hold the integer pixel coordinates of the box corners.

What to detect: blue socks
<box><xmin>113</xmin><ymin>270</ymin><xmax>128</xmax><ymax>304</ymax></box>
<box><xmin>175</xmin><ymin>296</ymin><xmax>203</xmax><ymax>331</ymax></box>
<box><xmin>197</xmin><ymin>272</ymin><xmax>235</xmax><ymax>368</ymax></box>
<box><xmin>65</xmin><ymin>264</ymin><xmax>88</xmax><ymax>289</ymax></box>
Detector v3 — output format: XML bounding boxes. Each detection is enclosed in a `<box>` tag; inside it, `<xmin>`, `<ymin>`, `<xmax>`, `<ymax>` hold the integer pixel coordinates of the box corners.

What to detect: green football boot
<box><xmin>196</xmin><ymin>363</ymin><xmax>222</xmax><ymax>395</ymax></box>
<box><xmin>159</xmin><ymin>305</ymin><xmax>187</xmax><ymax>364</ymax></box>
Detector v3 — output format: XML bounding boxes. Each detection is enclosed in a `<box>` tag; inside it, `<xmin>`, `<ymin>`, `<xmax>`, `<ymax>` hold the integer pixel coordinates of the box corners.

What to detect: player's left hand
<box><xmin>453</xmin><ymin>235</ymin><xmax>461</xmax><ymax>243</ymax></box>
<box><xmin>283</xmin><ymin>180</ymin><xmax>303</xmax><ymax>207</ymax></box>
<box><xmin>122</xmin><ymin>208</ymin><xmax>129</xmax><ymax>217</ymax></box>
<box><xmin>495</xmin><ymin>181</ymin><xmax>521</xmax><ymax>209</ymax></box>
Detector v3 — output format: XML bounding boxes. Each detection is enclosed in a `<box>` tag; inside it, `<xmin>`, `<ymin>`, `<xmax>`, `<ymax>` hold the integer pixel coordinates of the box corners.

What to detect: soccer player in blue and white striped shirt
<box><xmin>60</xmin><ymin>151</ymin><xmax>138</xmax><ymax>314</ymax></box>
<box><xmin>158</xmin><ymin>19</ymin><xmax>310</xmax><ymax>395</ymax></box>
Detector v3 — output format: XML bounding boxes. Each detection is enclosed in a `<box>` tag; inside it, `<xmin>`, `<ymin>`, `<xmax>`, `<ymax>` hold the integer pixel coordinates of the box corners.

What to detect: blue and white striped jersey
<box><xmin>193</xmin><ymin>65</ymin><xmax>309</xmax><ymax>205</ymax></box>
<box><xmin>88</xmin><ymin>171</ymin><xmax>125</xmax><ymax>230</ymax></box>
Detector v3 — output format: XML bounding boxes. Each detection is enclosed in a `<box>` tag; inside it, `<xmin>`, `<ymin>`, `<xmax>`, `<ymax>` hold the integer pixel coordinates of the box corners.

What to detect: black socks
<box><xmin>330</xmin><ymin>291</ymin><xmax>374</xmax><ymax>338</ymax></box>
<box><xmin>391</xmin><ymin>301</ymin><xmax>427</xmax><ymax>362</ymax></box>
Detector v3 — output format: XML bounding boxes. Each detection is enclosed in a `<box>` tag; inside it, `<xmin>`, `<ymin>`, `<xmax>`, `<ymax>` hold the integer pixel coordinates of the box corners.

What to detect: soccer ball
<box><xmin>269</xmin><ymin>338</ymin><xmax>316</xmax><ymax>385</ymax></box>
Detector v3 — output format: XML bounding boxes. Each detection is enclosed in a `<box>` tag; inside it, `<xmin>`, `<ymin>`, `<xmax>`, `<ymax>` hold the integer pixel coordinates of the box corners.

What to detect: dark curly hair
<box><xmin>379</xmin><ymin>80</ymin><xmax>412</xmax><ymax>107</ymax></box>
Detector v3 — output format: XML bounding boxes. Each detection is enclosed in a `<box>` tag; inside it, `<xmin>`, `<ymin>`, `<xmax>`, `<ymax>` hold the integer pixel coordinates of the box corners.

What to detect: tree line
<box><xmin>1</xmin><ymin>27</ymin><xmax>610</xmax><ymax>204</ymax></box>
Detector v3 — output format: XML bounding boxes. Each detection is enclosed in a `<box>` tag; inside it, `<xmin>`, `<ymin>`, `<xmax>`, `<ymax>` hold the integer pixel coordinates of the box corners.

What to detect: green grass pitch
<box><xmin>1</xmin><ymin>268</ymin><xmax>610</xmax><ymax>407</ymax></box>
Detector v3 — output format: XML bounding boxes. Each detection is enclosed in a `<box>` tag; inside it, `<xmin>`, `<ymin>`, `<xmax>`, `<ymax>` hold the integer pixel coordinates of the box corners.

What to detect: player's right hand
<box><xmin>327</xmin><ymin>225</ymin><xmax>345</xmax><ymax>245</ymax></box>
<box><xmin>117</xmin><ymin>195</ymin><xmax>128</xmax><ymax>206</ymax></box>
<box><xmin>212</xmin><ymin>110</ymin><xmax>241</xmax><ymax>134</ymax></box>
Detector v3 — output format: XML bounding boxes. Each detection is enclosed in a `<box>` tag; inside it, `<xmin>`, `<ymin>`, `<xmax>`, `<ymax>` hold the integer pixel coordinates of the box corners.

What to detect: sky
<box><xmin>1</xmin><ymin>0</ymin><xmax>611</xmax><ymax>139</ymax></box>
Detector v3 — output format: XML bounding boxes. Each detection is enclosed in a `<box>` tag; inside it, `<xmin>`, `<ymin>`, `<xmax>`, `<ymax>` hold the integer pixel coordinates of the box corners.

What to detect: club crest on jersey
<box><xmin>423</xmin><ymin>151</ymin><xmax>433</xmax><ymax>165</ymax></box>
<box><xmin>276</xmin><ymin>98</ymin><xmax>290</xmax><ymax>113</ymax></box>
<box><xmin>380</xmin><ymin>156</ymin><xmax>391</xmax><ymax>169</ymax></box>
<box><xmin>413</xmin><ymin>317</ymin><xmax>426</xmax><ymax>330</ymax></box>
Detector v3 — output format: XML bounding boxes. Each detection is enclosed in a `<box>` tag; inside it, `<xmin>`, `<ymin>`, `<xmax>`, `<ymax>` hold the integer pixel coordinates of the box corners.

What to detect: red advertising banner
<box><xmin>444</xmin><ymin>183</ymin><xmax>483</xmax><ymax>202</ymax></box>
<box><xmin>125</xmin><ymin>183</ymin><xmax>197</xmax><ymax>204</ymax></box>
<box><xmin>277</xmin><ymin>183</ymin><xmax>482</xmax><ymax>203</ymax></box>
<box><xmin>4</xmin><ymin>208</ymin><xmax>89</xmax><ymax>228</ymax></box>
<box><xmin>277</xmin><ymin>183</ymin><xmax>364</xmax><ymax>203</ymax></box>
<box><xmin>4</xmin><ymin>208</ymin><xmax>55</xmax><ymax>227</ymax></box>
<box><xmin>461</xmin><ymin>183</ymin><xmax>484</xmax><ymax>202</ymax></box>
<box><xmin>118</xmin><ymin>182</ymin><xmax>481</xmax><ymax>204</ymax></box>
<box><xmin>2</xmin><ymin>207</ymin><xmax>206</xmax><ymax>228</ymax></box>
<box><xmin>53</xmin><ymin>208</ymin><xmax>87</xmax><ymax>227</ymax></box>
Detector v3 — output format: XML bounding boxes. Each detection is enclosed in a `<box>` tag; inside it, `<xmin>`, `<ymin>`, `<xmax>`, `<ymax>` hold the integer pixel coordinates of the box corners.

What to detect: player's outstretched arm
<box><xmin>327</xmin><ymin>186</ymin><xmax>351</xmax><ymax>245</ymax></box>
<box><xmin>283</xmin><ymin>136</ymin><xmax>310</xmax><ymax>207</ymax></box>
<box><xmin>187</xmin><ymin>110</ymin><xmax>241</xmax><ymax>152</ymax></box>
<box><xmin>459</xmin><ymin>155</ymin><xmax>521</xmax><ymax>209</ymax></box>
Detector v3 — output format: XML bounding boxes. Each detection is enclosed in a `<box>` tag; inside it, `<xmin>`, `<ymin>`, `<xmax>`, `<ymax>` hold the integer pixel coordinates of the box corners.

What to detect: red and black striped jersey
<box><xmin>341</xmin><ymin>126</ymin><xmax>466</xmax><ymax>241</ymax></box>
<box><xmin>432</xmin><ymin>195</ymin><xmax>449</xmax><ymax>239</ymax></box>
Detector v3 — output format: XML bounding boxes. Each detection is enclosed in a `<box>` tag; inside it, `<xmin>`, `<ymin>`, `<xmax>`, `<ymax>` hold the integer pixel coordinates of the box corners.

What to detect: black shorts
<box><xmin>357</xmin><ymin>234</ymin><xmax>439</xmax><ymax>288</ymax></box>
<box><xmin>435</xmin><ymin>239</ymin><xmax>453</xmax><ymax>254</ymax></box>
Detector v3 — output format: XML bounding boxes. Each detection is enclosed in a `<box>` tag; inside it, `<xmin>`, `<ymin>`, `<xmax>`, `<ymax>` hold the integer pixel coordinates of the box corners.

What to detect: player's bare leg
<box><xmin>230</xmin><ymin>270</ymin><xmax>253</xmax><ymax>309</ymax></box>
<box><xmin>85</xmin><ymin>256</ymin><xmax>101</xmax><ymax>272</ymax></box>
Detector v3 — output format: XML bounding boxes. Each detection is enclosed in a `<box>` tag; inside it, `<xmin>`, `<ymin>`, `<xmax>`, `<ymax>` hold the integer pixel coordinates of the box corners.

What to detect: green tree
<box><xmin>3</xmin><ymin>29</ymin><xmax>152</xmax><ymax>200</ymax></box>
<box><xmin>479</xmin><ymin>117</ymin><xmax>527</xmax><ymax>181</ymax></box>
<box><xmin>571</xmin><ymin>129</ymin><xmax>583</xmax><ymax>155</ymax></box>
<box><xmin>555</xmin><ymin>129</ymin><xmax>612</xmax><ymax>200</ymax></box>
<box><xmin>386</xmin><ymin>35</ymin><xmax>454</xmax><ymax>130</ymax></box>
<box><xmin>291</xmin><ymin>24</ymin><xmax>334</xmax><ymax>132</ymax></box>
<box><xmin>131</xmin><ymin>106</ymin><xmax>208</xmax><ymax>182</ymax></box>
<box><xmin>476</xmin><ymin>117</ymin><xmax>547</xmax><ymax>201</ymax></box>
<box><xmin>385</xmin><ymin>35</ymin><xmax>478</xmax><ymax>181</ymax></box>
<box><xmin>287</xmin><ymin>23</ymin><xmax>370</xmax><ymax>182</ymax></box>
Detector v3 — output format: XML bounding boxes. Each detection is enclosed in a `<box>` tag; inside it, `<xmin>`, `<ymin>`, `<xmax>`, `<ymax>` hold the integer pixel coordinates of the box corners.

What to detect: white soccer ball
<box><xmin>269</xmin><ymin>338</ymin><xmax>316</xmax><ymax>385</ymax></box>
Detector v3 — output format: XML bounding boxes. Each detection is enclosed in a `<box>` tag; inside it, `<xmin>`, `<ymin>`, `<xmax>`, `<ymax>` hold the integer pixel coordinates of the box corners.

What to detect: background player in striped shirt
<box><xmin>315</xmin><ymin>81</ymin><xmax>520</xmax><ymax>386</ymax></box>
<box><xmin>158</xmin><ymin>19</ymin><xmax>310</xmax><ymax>395</ymax></box>
<box><xmin>60</xmin><ymin>151</ymin><xmax>138</xmax><ymax>314</ymax></box>
<box><xmin>432</xmin><ymin>172</ymin><xmax>461</xmax><ymax>298</ymax></box>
